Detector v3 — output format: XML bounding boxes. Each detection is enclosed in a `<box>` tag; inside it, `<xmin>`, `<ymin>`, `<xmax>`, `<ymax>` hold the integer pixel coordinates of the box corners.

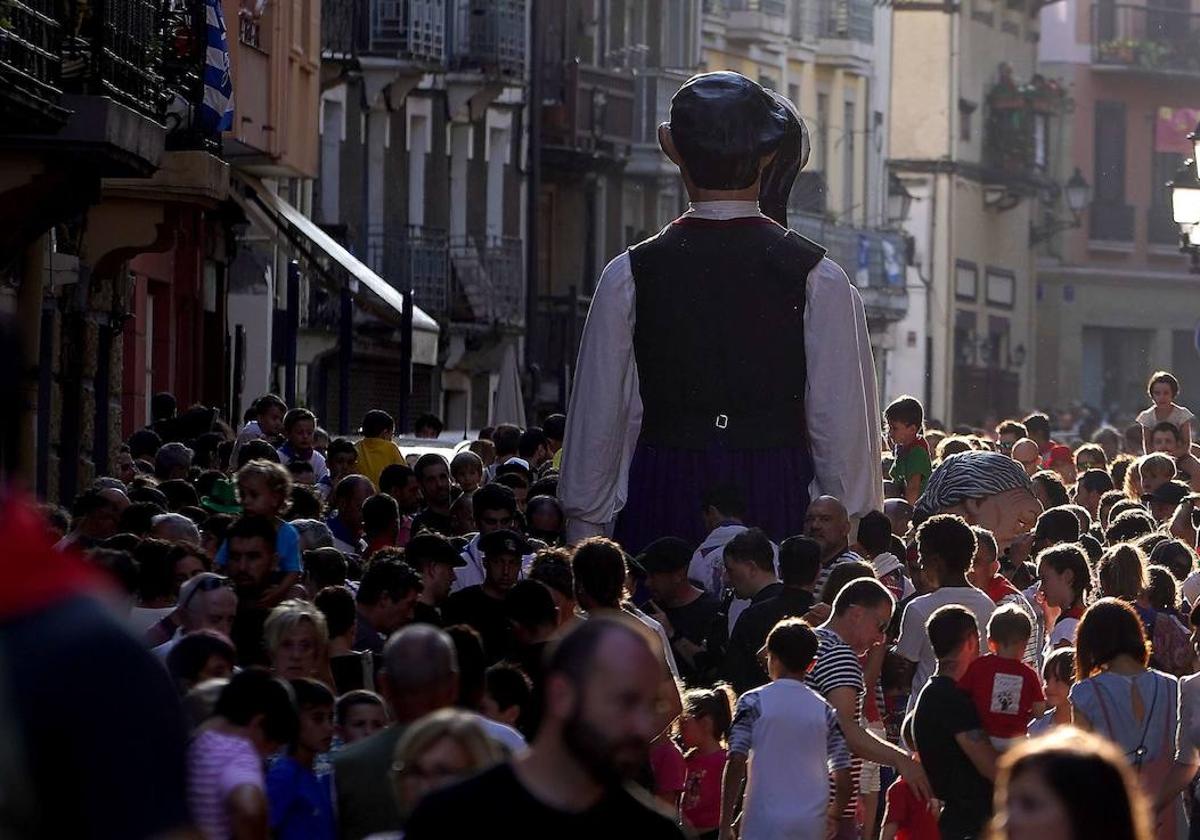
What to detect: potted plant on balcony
<box><xmin>1097</xmin><ymin>38</ymin><xmax>1137</xmax><ymax>64</ymax></box>
<box><xmin>984</xmin><ymin>66</ymin><xmax>1068</xmax><ymax>177</ymax></box>
<box><xmin>1023</xmin><ymin>74</ymin><xmax>1065</xmax><ymax>115</ymax></box>
<box><xmin>1134</xmin><ymin>39</ymin><xmax>1170</xmax><ymax>69</ymax></box>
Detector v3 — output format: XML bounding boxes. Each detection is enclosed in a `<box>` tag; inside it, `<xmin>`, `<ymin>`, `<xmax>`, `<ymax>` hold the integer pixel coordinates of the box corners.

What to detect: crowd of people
<box><xmin>10</xmin><ymin>366</ymin><xmax>1200</xmax><ymax>840</ymax></box>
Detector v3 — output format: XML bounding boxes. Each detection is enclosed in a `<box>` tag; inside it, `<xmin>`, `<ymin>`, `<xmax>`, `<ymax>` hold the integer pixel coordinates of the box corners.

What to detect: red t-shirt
<box><xmin>884</xmin><ymin>776</ymin><xmax>940</xmax><ymax>840</ymax></box>
<box><xmin>681</xmin><ymin>749</ymin><xmax>726</xmax><ymax>831</ymax></box>
<box><xmin>650</xmin><ymin>738</ymin><xmax>687</xmax><ymax>797</ymax></box>
<box><xmin>958</xmin><ymin>653</ymin><xmax>1044</xmax><ymax>738</ymax></box>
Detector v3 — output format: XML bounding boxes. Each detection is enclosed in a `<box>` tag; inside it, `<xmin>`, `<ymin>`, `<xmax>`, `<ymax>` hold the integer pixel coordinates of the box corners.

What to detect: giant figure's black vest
<box><xmin>629</xmin><ymin>217</ymin><xmax>826</xmax><ymax>450</ymax></box>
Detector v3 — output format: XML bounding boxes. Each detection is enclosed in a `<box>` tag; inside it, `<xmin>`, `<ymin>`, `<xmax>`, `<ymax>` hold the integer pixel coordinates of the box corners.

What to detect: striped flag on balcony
<box><xmin>199</xmin><ymin>0</ymin><xmax>234</xmax><ymax>134</ymax></box>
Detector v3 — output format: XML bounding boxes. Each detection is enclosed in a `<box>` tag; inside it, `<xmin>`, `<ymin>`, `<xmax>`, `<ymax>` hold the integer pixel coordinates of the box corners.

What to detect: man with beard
<box><xmin>225</xmin><ymin>515</ymin><xmax>287</xmax><ymax>666</ymax></box>
<box><xmin>404</xmin><ymin>614</ymin><xmax>686</xmax><ymax>838</ymax></box>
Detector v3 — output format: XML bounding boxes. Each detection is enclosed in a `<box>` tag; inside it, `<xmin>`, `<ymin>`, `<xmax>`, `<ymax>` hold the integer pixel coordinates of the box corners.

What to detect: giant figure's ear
<box><xmin>658</xmin><ymin>123</ymin><xmax>685</xmax><ymax>170</ymax></box>
<box><xmin>758</xmin><ymin>91</ymin><xmax>810</xmax><ymax>228</ymax></box>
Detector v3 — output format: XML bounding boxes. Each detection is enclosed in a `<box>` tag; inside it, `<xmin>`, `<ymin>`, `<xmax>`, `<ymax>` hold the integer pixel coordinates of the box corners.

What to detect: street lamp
<box><xmin>1063</xmin><ymin>167</ymin><xmax>1092</xmax><ymax>216</ymax></box>
<box><xmin>1168</xmin><ymin>157</ymin><xmax>1200</xmax><ymax>273</ymax></box>
<box><xmin>1188</xmin><ymin>120</ymin><xmax>1200</xmax><ymax>168</ymax></box>
<box><xmin>1029</xmin><ymin>167</ymin><xmax>1092</xmax><ymax>244</ymax></box>
<box><xmin>887</xmin><ymin>173</ymin><xmax>914</xmax><ymax>225</ymax></box>
<box><xmin>1169</xmin><ymin>160</ymin><xmax>1200</xmax><ymax>226</ymax></box>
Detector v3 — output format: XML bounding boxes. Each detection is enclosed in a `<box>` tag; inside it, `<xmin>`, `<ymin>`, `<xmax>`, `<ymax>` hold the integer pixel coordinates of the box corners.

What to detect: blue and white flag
<box><xmin>199</xmin><ymin>0</ymin><xmax>234</xmax><ymax>134</ymax></box>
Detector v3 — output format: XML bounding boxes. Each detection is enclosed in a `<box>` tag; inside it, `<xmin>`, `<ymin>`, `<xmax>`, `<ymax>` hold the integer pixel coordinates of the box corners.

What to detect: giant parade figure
<box><xmin>558</xmin><ymin>71</ymin><xmax>882</xmax><ymax>550</ymax></box>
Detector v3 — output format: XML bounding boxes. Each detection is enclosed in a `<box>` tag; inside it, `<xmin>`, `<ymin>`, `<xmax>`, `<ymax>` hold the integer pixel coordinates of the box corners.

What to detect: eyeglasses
<box><xmin>182</xmin><ymin>575</ymin><xmax>233</xmax><ymax>609</ymax></box>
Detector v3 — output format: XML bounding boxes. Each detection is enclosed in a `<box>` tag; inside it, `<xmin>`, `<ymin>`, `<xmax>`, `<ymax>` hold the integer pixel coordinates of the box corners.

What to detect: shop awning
<box><xmin>231</xmin><ymin>172</ymin><xmax>440</xmax><ymax>367</ymax></box>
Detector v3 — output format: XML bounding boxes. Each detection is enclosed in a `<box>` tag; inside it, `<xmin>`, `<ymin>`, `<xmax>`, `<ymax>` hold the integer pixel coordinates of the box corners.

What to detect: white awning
<box><xmin>231</xmin><ymin>172</ymin><xmax>440</xmax><ymax>367</ymax></box>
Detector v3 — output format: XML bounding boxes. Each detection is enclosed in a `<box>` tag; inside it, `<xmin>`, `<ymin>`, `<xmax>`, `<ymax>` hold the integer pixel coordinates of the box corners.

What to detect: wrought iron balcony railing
<box><xmin>722</xmin><ymin>0</ymin><xmax>788</xmax><ymax>14</ymax></box>
<box><xmin>817</xmin><ymin>0</ymin><xmax>874</xmax><ymax>43</ymax></box>
<box><xmin>61</xmin><ymin>0</ymin><xmax>164</xmax><ymax>120</ymax></box>
<box><xmin>450</xmin><ymin>234</ymin><xmax>524</xmax><ymax>326</ymax></box>
<box><xmin>366</xmin><ymin>223</ymin><xmax>451</xmax><ymax>317</ymax></box>
<box><xmin>789</xmin><ymin>211</ymin><xmax>909</xmax><ymax>320</ymax></box>
<box><xmin>0</xmin><ymin>0</ymin><xmax>69</xmax><ymax>129</ymax></box>
<box><xmin>447</xmin><ymin>0</ymin><xmax>524</xmax><ymax>79</ymax></box>
<box><xmin>323</xmin><ymin>0</ymin><xmax>446</xmax><ymax>64</ymax></box>
<box><xmin>1092</xmin><ymin>2</ymin><xmax>1200</xmax><ymax>76</ymax></box>
<box><xmin>541</xmin><ymin>61</ymin><xmax>635</xmax><ymax>159</ymax></box>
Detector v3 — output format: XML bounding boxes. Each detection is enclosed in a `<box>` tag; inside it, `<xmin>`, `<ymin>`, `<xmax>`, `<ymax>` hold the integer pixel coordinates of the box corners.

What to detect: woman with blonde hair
<box><xmin>363</xmin><ymin>709</ymin><xmax>504</xmax><ymax>838</ymax></box>
<box><xmin>989</xmin><ymin>727</ymin><xmax>1150</xmax><ymax>840</ymax></box>
<box><xmin>263</xmin><ymin>598</ymin><xmax>331</xmax><ymax>683</ymax></box>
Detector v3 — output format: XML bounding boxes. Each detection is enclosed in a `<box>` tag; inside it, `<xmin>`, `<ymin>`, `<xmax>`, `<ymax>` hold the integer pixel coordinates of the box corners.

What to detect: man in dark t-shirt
<box><xmin>405</xmin><ymin>614</ymin><xmax>685</xmax><ymax>840</ymax></box>
<box><xmin>442</xmin><ymin>530</ymin><xmax>529</xmax><ymax>663</ymax></box>
<box><xmin>912</xmin><ymin>604</ymin><xmax>998</xmax><ymax>840</ymax></box>
<box><xmin>639</xmin><ymin>537</ymin><xmax>718</xmax><ymax>683</ymax></box>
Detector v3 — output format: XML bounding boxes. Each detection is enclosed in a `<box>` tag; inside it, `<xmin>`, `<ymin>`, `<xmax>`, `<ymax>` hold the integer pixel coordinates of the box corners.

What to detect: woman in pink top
<box><xmin>678</xmin><ymin>685</ymin><xmax>735</xmax><ymax>839</ymax></box>
<box><xmin>187</xmin><ymin>668</ymin><xmax>299</xmax><ymax>840</ymax></box>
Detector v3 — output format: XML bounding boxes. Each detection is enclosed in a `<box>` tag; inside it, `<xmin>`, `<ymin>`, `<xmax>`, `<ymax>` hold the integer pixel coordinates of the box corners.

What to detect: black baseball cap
<box><xmin>636</xmin><ymin>537</ymin><xmax>693</xmax><ymax>575</ymax></box>
<box><xmin>406</xmin><ymin>533</ymin><xmax>466</xmax><ymax>568</ymax></box>
<box><xmin>478</xmin><ymin>529</ymin><xmax>532</xmax><ymax>559</ymax></box>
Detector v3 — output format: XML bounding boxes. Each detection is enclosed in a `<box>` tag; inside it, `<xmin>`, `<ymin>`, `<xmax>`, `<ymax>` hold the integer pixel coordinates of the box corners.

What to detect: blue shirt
<box><xmin>215</xmin><ymin>520</ymin><xmax>302</xmax><ymax>572</ymax></box>
<box><xmin>266</xmin><ymin>755</ymin><xmax>336</xmax><ymax>840</ymax></box>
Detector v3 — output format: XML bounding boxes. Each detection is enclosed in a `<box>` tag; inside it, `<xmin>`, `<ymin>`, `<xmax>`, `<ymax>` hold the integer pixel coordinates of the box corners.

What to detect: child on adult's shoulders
<box><xmin>885</xmin><ymin>396</ymin><xmax>933</xmax><ymax>506</ymax></box>
<box><xmin>1138</xmin><ymin>370</ymin><xmax>1193</xmax><ymax>455</ymax></box>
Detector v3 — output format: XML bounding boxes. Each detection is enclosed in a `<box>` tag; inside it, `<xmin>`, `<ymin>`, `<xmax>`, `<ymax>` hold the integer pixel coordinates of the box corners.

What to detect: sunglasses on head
<box><xmin>182</xmin><ymin>575</ymin><xmax>233</xmax><ymax>608</ymax></box>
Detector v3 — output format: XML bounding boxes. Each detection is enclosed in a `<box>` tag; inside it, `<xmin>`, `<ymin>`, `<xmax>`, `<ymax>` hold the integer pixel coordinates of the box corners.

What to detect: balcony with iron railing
<box><xmin>61</xmin><ymin>0</ymin><xmax>164</xmax><ymax>120</ymax></box>
<box><xmin>0</xmin><ymin>0</ymin><xmax>70</xmax><ymax>129</ymax></box>
<box><xmin>322</xmin><ymin>0</ymin><xmax>446</xmax><ymax>65</ymax></box>
<box><xmin>450</xmin><ymin>234</ymin><xmax>524</xmax><ymax>326</ymax></box>
<box><xmin>366</xmin><ymin>223</ymin><xmax>451</xmax><ymax>318</ymax></box>
<box><xmin>817</xmin><ymin>0</ymin><xmax>874</xmax><ymax>43</ymax></box>
<box><xmin>2</xmin><ymin>0</ymin><xmax>236</xmax><ymax>156</ymax></box>
<box><xmin>1091</xmin><ymin>2</ymin><xmax>1200</xmax><ymax>77</ymax></box>
<box><xmin>789</xmin><ymin>211</ymin><xmax>909</xmax><ymax>322</ymax></box>
<box><xmin>980</xmin><ymin>69</ymin><xmax>1063</xmax><ymax>191</ymax></box>
<box><xmin>447</xmin><ymin>0</ymin><xmax>525</xmax><ymax>80</ymax></box>
<box><xmin>718</xmin><ymin>0</ymin><xmax>791</xmax><ymax>40</ymax></box>
<box><xmin>541</xmin><ymin>61</ymin><xmax>636</xmax><ymax>162</ymax></box>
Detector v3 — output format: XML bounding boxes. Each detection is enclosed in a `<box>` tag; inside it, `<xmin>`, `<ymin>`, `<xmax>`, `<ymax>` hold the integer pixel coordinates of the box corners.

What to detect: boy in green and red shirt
<box><xmin>885</xmin><ymin>396</ymin><xmax>933</xmax><ymax>505</ymax></box>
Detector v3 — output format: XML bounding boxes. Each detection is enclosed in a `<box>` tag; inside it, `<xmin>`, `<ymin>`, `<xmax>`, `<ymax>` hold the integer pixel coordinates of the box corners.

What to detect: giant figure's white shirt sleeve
<box><xmin>558</xmin><ymin>252</ymin><xmax>643</xmax><ymax>543</ymax></box>
<box><xmin>804</xmin><ymin>258</ymin><xmax>884</xmax><ymax>519</ymax></box>
<box><xmin>559</xmin><ymin>220</ymin><xmax>884</xmax><ymax>541</ymax></box>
